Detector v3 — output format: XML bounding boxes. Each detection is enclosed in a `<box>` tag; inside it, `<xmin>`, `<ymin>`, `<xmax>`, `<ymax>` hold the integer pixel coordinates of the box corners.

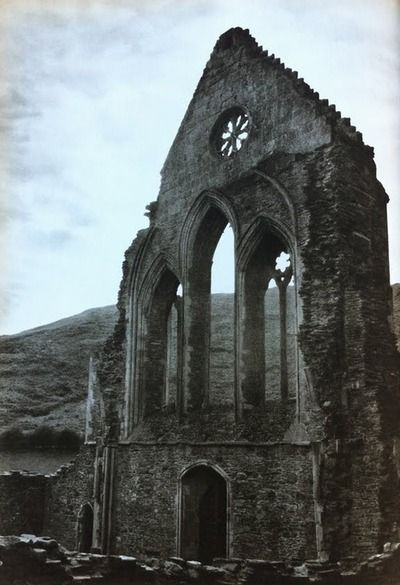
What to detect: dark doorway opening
<box><xmin>77</xmin><ymin>503</ymin><xmax>93</xmax><ymax>553</ymax></box>
<box><xmin>180</xmin><ymin>465</ymin><xmax>227</xmax><ymax>563</ymax></box>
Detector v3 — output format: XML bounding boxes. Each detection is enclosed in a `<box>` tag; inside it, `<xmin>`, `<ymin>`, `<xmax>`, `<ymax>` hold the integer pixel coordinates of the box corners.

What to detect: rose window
<box><xmin>212</xmin><ymin>107</ymin><xmax>250</xmax><ymax>158</ymax></box>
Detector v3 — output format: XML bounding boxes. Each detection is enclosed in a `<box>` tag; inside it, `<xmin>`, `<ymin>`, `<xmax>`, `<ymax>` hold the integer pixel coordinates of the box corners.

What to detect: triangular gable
<box><xmin>161</xmin><ymin>27</ymin><xmax>370</xmax><ymax>187</ymax></box>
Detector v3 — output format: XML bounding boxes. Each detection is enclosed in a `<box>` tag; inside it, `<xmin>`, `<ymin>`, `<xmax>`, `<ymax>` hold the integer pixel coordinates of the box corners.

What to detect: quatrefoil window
<box><xmin>212</xmin><ymin>107</ymin><xmax>250</xmax><ymax>159</ymax></box>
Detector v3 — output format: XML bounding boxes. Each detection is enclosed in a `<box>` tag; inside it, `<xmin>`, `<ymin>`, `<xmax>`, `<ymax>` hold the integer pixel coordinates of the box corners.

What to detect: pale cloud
<box><xmin>31</xmin><ymin>229</ymin><xmax>74</xmax><ymax>249</ymax></box>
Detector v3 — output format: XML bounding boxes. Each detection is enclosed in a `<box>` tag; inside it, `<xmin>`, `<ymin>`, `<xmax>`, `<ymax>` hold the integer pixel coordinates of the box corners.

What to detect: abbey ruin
<box><xmin>1</xmin><ymin>27</ymin><xmax>400</xmax><ymax>584</ymax></box>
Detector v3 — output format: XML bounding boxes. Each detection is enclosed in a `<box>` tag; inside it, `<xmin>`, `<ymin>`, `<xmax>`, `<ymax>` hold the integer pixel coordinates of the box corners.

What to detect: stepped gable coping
<box><xmin>203</xmin><ymin>27</ymin><xmax>371</xmax><ymax>154</ymax></box>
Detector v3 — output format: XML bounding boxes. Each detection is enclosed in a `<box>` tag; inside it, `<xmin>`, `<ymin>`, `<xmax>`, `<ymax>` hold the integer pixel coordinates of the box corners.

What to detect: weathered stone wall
<box><xmin>43</xmin><ymin>445</ymin><xmax>96</xmax><ymax>550</ymax></box>
<box><xmin>95</xmin><ymin>27</ymin><xmax>400</xmax><ymax>564</ymax></box>
<box><xmin>0</xmin><ymin>472</ymin><xmax>47</xmax><ymax>535</ymax></box>
<box><xmin>299</xmin><ymin>140</ymin><xmax>400</xmax><ymax>560</ymax></box>
<box><xmin>111</xmin><ymin>443</ymin><xmax>315</xmax><ymax>561</ymax></box>
<box><xmin>119</xmin><ymin>162</ymin><xmax>311</xmax><ymax>444</ymax></box>
<box><xmin>0</xmin><ymin>447</ymin><xmax>96</xmax><ymax>551</ymax></box>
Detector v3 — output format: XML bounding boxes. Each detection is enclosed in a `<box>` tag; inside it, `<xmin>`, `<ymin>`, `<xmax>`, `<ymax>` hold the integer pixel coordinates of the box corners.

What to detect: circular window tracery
<box><xmin>212</xmin><ymin>107</ymin><xmax>250</xmax><ymax>159</ymax></box>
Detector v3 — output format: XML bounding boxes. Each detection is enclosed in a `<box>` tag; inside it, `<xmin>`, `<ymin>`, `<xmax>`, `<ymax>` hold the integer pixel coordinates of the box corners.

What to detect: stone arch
<box><xmin>178</xmin><ymin>462</ymin><xmax>230</xmax><ymax>563</ymax></box>
<box><xmin>179</xmin><ymin>191</ymin><xmax>238</xmax><ymax>411</ymax></box>
<box><xmin>76</xmin><ymin>503</ymin><xmax>93</xmax><ymax>553</ymax></box>
<box><xmin>125</xmin><ymin>227</ymin><xmax>157</xmax><ymax>303</ymax></box>
<box><xmin>179</xmin><ymin>190</ymin><xmax>238</xmax><ymax>274</ymax></box>
<box><xmin>133</xmin><ymin>255</ymin><xmax>182</xmax><ymax>421</ymax></box>
<box><xmin>237</xmin><ymin>215</ymin><xmax>295</xmax><ymax>270</ymax></box>
<box><xmin>236</xmin><ymin>216</ymin><xmax>298</xmax><ymax>410</ymax></box>
<box><xmin>138</xmin><ymin>253</ymin><xmax>181</xmax><ymax>304</ymax></box>
<box><xmin>251</xmin><ymin>168</ymin><xmax>297</xmax><ymax>228</ymax></box>
<box><xmin>123</xmin><ymin>228</ymin><xmax>157</xmax><ymax>436</ymax></box>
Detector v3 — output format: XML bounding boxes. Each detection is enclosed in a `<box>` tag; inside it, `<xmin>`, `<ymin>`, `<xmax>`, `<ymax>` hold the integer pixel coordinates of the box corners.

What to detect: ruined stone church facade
<box><xmin>26</xmin><ymin>28</ymin><xmax>400</xmax><ymax>564</ymax></box>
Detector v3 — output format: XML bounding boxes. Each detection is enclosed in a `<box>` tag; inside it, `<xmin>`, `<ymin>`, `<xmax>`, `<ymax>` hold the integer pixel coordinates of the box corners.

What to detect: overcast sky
<box><xmin>0</xmin><ymin>0</ymin><xmax>399</xmax><ymax>334</ymax></box>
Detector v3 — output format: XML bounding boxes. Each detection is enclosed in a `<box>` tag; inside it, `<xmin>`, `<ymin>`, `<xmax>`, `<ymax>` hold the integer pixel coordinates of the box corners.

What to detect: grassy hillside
<box><xmin>0</xmin><ymin>306</ymin><xmax>118</xmax><ymax>434</ymax></box>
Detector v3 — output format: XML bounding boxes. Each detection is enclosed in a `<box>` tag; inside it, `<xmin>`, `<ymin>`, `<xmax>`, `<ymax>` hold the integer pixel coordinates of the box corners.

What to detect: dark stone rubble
<box><xmin>1</xmin><ymin>536</ymin><xmax>400</xmax><ymax>584</ymax></box>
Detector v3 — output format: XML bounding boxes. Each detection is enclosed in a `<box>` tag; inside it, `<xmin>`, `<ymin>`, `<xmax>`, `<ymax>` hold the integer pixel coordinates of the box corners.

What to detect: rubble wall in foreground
<box><xmin>1</xmin><ymin>535</ymin><xmax>400</xmax><ymax>585</ymax></box>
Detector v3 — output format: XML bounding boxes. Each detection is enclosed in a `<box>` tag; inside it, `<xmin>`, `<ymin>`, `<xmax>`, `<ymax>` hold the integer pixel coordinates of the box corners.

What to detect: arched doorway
<box><xmin>77</xmin><ymin>503</ymin><xmax>93</xmax><ymax>553</ymax></box>
<box><xmin>180</xmin><ymin>464</ymin><xmax>228</xmax><ymax>563</ymax></box>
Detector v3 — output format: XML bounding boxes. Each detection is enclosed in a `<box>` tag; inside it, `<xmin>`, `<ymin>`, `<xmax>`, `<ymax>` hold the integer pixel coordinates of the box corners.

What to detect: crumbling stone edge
<box><xmin>1</xmin><ymin>534</ymin><xmax>400</xmax><ymax>584</ymax></box>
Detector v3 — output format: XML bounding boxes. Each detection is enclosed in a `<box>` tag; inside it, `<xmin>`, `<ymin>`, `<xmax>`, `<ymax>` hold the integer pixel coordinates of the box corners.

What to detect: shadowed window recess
<box><xmin>77</xmin><ymin>503</ymin><xmax>94</xmax><ymax>553</ymax></box>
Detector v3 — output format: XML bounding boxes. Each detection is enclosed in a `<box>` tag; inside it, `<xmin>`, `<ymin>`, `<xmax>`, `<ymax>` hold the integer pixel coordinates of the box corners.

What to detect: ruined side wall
<box><xmin>300</xmin><ymin>141</ymin><xmax>400</xmax><ymax>560</ymax></box>
<box><xmin>43</xmin><ymin>445</ymin><xmax>95</xmax><ymax>549</ymax></box>
<box><xmin>0</xmin><ymin>472</ymin><xmax>47</xmax><ymax>535</ymax></box>
<box><xmin>111</xmin><ymin>443</ymin><xmax>316</xmax><ymax>561</ymax></box>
